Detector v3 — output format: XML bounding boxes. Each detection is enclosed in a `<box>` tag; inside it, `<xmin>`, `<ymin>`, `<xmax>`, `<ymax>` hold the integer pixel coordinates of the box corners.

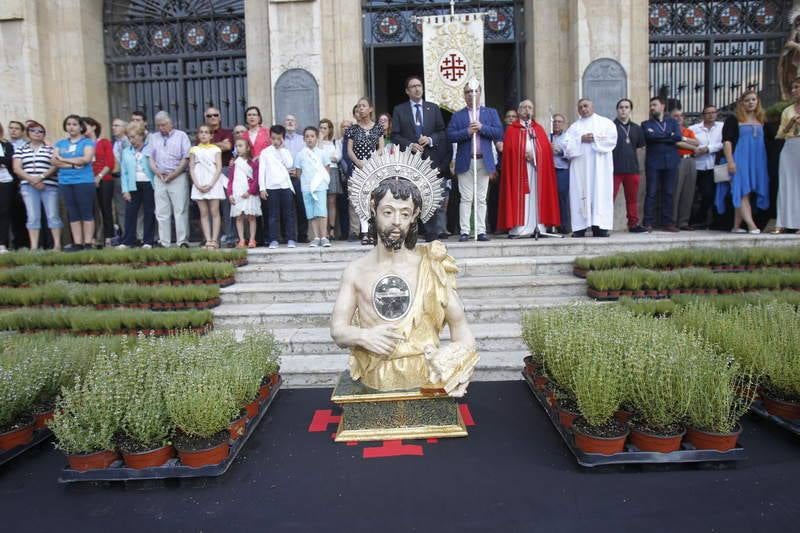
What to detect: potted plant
<box><xmin>685</xmin><ymin>352</ymin><xmax>756</xmax><ymax>451</ymax></box>
<box><xmin>49</xmin><ymin>348</ymin><xmax>122</xmax><ymax>471</ymax></box>
<box><xmin>0</xmin><ymin>356</ymin><xmax>37</xmax><ymax>451</ymax></box>
<box><xmin>117</xmin><ymin>340</ymin><xmax>175</xmax><ymax>469</ymax></box>
<box><xmin>165</xmin><ymin>367</ymin><xmax>239</xmax><ymax>468</ymax></box>
<box><xmin>626</xmin><ymin>322</ymin><xmax>696</xmax><ymax>452</ymax></box>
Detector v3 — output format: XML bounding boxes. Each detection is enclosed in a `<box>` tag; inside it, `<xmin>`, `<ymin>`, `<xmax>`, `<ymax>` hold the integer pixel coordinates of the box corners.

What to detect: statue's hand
<box><xmin>359</xmin><ymin>324</ymin><xmax>403</xmax><ymax>358</ymax></box>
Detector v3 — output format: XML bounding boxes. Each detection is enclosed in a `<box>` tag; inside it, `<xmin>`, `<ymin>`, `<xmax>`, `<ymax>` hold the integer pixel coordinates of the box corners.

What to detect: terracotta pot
<box><xmin>761</xmin><ymin>392</ymin><xmax>800</xmax><ymax>420</ymax></box>
<box><xmin>34</xmin><ymin>410</ymin><xmax>54</xmax><ymax>430</ymax></box>
<box><xmin>633</xmin><ymin>290</ymin><xmax>645</xmax><ymax>298</ymax></box>
<box><xmin>607</xmin><ymin>290</ymin><xmax>621</xmax><ymax>299</ymax></box>
<box><xmin>228</xmin><ymin>415</ymin><xmax>247</xmax><ymax>441</ymax></box>
<box><xmin>66</xmin><ymin>449</ymin><xmax>120</xmax><ymax>471</ymax></box>
<box><xmin>657</xmin><ymin>289</ymin><xmax>669</xmax><ymax>298</ymax></box>
<box><xmin>630</xmin><ymin>426</ymin><xmax>685</xmax><ymax>453</ymax></box>
<box><xmin>645</xmin><ymin>290</ymin><xmax>659</xmax><ymax>298</ymax></box>
<box><xmin>177</xmin><ymin>440</ymin><xmax>229</xmax><ymax>468</ymax></box>
<box><xmin>614</xmin><ymin>409</ymin><xmax>633</xmax><ymax>424</ymax></box>
<box><xmin>270</xmin><ymin>373</ymin><xmax>280</xmax><ymax>387</ymax></box>
<box><xmin>720</xmin><ymin>289</ymin><xmax>733</xmax><ymax>295</ymax></box>
<box><xmin>244</xmin><ymin>398</ymin><xmax>260</xmax><ymax>419</ymax></box>
<box><xmin>706</xmin><ymin>288</ymin><xmax>719</xmax><ymax>295</ymax></box>
<box><xmin>523</xmin><ymin>356</ymin><xmax>540</xmax><ymax>375</ymax></box>
<box><xmin>620</xmin><ymin>290</ymin><xmax>633</xmax><ymax>297</ymax></box>
<box><xmin>587</xmin><ymin>288</ymin><xmax>608</xmax><ymax>299</ymax></box>
<box><xmin>0</xmin><ymin>418</ymin><xmax>35</xmax><ymax>451</ymax></box>
<box><xmin>573</xmin><ymin>424</ymin><xmax>629</xmax><ymax>455</ymax></box>
<box><xmin>533</xmin><ymin>374</ymin><xmax>550</xmax><ymax>391</ymax></box>
<box><xmin>573</xmin><ymin>267</ymin><xmax>588</xmax><ymax>278</ymax></box>
<box><xmin>258</xmin><ymin>382</ymin><xmax>271</xmax><ymax>401</ymax></box>
<box><xmin>685</xmin><ymin>424</ymin><xmax>742</xmax><ymax>452</ymax></box>
<box><xmin>122</xmin><ymin>444</ymin><xmax>175</xmax><ymax>469</ymax></box>
<box><xmin>557</xmin><ymin>403</ymin><xmax>579</xmax><ymax>429</ymax></box>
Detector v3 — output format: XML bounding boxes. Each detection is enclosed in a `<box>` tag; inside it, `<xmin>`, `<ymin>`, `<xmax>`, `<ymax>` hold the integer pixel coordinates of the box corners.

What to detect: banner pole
<box><xmin>468</xmin><ymin>78</ymin><xmax>480</xmax><ymax>242</ymax></box>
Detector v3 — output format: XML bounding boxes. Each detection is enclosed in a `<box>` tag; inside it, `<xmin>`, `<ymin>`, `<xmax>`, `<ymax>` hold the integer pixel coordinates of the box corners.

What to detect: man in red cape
<box><xmin>497</xmin><ymin>100</ymin><xmax>560</xmax><ymax>236</ymax></box>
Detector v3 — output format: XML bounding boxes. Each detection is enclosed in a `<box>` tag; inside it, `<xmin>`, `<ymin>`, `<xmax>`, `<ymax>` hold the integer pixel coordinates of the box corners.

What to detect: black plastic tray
<box><xmin>522</xmin><ymin>371</ymin><xmax>747</xmax><ymax>467</ymax></box>
<box><xmin>749</xmin><ymin>400</ymin><xmax>800</xmax><ymax>436</ymax></box>
<box><xmin>0</xmin><ymin>428</ymin><xmax>53</xmax><ymax>467</ymax></box>
<box><xmin>58</xmin><ymin>376</ymin><xmax>282</xmax><ymax>483</ymax></box>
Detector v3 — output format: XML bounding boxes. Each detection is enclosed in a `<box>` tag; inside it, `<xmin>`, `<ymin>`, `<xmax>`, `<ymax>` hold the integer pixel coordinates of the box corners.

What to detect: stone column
<box><xmin>245</xmin><ymin>0</ymin><xmax>274</xmax><ymax>125</ymax></box>
<box><xmin>0</xmin><ymin>0</ymin><xmax>107</xmax><ymax>138</ymax></box>
<box><xmin>320</xmin><ymin>0</ymin><xmax>364</xmax><ymax>128</ymax></box>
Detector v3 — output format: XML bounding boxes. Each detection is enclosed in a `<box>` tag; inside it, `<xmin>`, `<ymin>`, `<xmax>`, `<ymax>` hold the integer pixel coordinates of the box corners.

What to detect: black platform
<box><xmin>1</xmin><ymin>381</ymin><xmax>799</xmax><ymax>532</ymax></box>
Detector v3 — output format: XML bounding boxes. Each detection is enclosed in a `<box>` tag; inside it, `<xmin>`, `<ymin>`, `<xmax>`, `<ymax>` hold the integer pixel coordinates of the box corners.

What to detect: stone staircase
<box><xmin>215</xmin><ymin>232</ymin><xmax>800</xmax><ymax>388</ymax></box>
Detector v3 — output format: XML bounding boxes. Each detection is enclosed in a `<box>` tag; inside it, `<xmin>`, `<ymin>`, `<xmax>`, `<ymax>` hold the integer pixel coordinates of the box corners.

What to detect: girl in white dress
<box><xmin>189</xmin><ymin>125</ymin><xmax>224</xmax><ymax>248</ymax></box>
<box><xmin>227</xmin><ymin>138</ymin><xmax>262</xmax><ymax>248</ymax></box>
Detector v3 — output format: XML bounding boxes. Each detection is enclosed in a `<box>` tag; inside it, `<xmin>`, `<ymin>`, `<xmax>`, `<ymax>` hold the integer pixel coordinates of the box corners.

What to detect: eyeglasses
<box><xmin>29</xmin><ymin>128</ymin><xmax>45</xmax><ymax>134</ymax></box>
<box><xmin>205</xmin><ymin>113</ymin><xmax>219</xmax><ymax>118</ymax></box>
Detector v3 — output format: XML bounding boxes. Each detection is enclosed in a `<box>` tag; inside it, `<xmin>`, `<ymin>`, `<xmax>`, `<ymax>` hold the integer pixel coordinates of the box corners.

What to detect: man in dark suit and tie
<box><xmin>391</xmin><ymin>75</ymin><xmax>447</xmax><ymax>241</ymax></box>
<box><xmin>641</xmin><ymin>96</ymin><xmax>682</xmax><ymax>232</ymax></box>
<box><xmin>446</xmin><ymin>84</ymin><xmax>504</xmax><ymax>241</ymax></box>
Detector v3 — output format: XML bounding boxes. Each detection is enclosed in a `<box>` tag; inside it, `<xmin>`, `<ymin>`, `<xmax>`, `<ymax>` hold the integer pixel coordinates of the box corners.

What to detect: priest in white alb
<box><xmin>563</xmin><ymin>98</ymin><xmax>618</xmax><ymax>237</ymax></box>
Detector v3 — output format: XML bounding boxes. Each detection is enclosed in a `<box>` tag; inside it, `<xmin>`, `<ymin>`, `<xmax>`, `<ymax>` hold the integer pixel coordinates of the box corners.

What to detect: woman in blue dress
<box><xmin>717</xmin><ymin>91</ymin><xmax>770</xmax><ymax>234</ymax></box>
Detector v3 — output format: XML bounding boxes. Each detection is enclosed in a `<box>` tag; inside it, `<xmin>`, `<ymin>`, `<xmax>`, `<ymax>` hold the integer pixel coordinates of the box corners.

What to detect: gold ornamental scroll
<box><xmin>421</xmin><ymin>13</ymin><xmax>485</xmax><ymax>113</ymax></box>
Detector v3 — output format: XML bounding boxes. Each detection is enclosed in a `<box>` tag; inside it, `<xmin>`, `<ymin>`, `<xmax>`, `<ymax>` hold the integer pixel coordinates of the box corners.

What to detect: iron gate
<box><xmin>649</xmin><ymin>0</ymin><xmax>793</xmax><ymax>120</ymax></box>
<box><xmin>103</xmin><ymin>0</ymin><xmax>247</xmax><ymax>132</ymax></box>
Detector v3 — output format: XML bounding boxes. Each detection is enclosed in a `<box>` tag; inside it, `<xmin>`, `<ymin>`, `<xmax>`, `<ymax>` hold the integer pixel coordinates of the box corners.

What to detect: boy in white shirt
<box><xmin>259</xmin><ymin>125</ymin><xmax>296</xmax><ymax>249</ymax></box>
<box><xmin>294</xmin><ymin>126</ymin><xmax>332</xmax><ymax>247</ymax></box>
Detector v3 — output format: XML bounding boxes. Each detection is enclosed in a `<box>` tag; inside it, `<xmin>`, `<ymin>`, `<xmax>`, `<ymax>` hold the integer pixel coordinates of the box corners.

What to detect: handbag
<box><xmin>713</xmin><ymin>163</ymin><xmax>730</xmax><ymax>183</ymax></box>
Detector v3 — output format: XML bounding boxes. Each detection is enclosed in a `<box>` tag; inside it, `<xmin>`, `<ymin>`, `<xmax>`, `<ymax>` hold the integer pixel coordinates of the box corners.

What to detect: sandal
<box><xmin>206</xmin><ymin>240</ymin><xmax>219</xmax><ymax>249</ymax></box>
<box><xmin>247</xmin><ymin>239</ymin><xmax>257</xmax><ymax>248</ymax></box>
<box><xmin>236</xmin><ymin>239</ymin><xmax>246</xmax><ymax>249</ymax></box>
<box><xmin>360</xmin><ymin>233</ymin><xmax>370</xmax><ymax>246</ymax></box>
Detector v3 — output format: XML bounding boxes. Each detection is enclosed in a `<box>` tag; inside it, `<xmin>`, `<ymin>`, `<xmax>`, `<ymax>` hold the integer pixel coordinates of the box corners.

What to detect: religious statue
<box><xmin>779</xmin><ymin>7</ymin><xmax>800</xmax><ymax>101</ymax></box>
<box><xmin>328</xmin><ymin>149</ymin><xmax>479</xmax><ymax>441</ymax></box>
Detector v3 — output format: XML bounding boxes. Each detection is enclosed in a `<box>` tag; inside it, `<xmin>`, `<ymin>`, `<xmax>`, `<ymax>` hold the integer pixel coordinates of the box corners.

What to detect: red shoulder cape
<box><xmin>497</xmin><ymin>120</ymin><xmax>560</xmax><ymax>230</ymax></box>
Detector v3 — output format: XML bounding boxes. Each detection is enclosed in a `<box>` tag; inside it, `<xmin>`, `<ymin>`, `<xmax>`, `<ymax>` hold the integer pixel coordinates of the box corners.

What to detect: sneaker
<box><xmin>179</xmin><ymin>243</ymin><xmax>190</xmax><ymax>248</ymax></box>
<box><xmin>0</xmin><ymin>245</ymin><xmax>7</xmax><ymax>254</ymax></box>
<box><xmin>287</xmin><ymin>240</ymin><xmax>297</xmax><ymax>248</ymax></box>
<box><xmin>309</xmin><ymin>238</ymin><xmax>321</xmax><ymax>247</ymax></box>
<box><xmin>142</xmin><ymin>244</ymin><xmax>152</xmax><ymax>249</ymax></box>
<box><xmin>459</xmin><ymin>234</ymin><xmax>470</xmax><ymax>242</ymax></box>
<box><xmin>477</xmin><ymin>234</ymin><xmax>490</xmax><ymax>242</ymax></box>
<box><xmin>731</xmin><ymin>228</ymin><xmax>747</xmax><ymax>234</ymax></box>
<box><xmin>321</xmin><ymin>237</ymin><xmax>331</xmax><ymax>247</ymax></box>
<box><xmin>628</xmin><ymin>225</ymin><xmax>648</xmax><ymax>233</ymax></box>
<box><xmin>268</xmin><ymin>241</ymin><xmax>279</xmax><ymax>249</ymax></box>
<box><xmin>116</xmin><ymin>244</ymin><xmax>129</xmax><ymax>249</ymax></box>
<box><xmin>749</xmin><ymin>228</ymin><xmax>761</xmax><ymax>235</ymax></box>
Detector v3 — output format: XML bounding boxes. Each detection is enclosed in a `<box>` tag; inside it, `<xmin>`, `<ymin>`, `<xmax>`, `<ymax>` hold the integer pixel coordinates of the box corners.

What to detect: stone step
<box><xmin>278</xmin><ymin>351</ymin><xmax>528</xmax><ymax>388</ymax></box>
<box><xmin>220</xmin><ymin>274</ymin><xmax>585</xmax><ymax>304</ymax></box>
<box><xmin>243</xmin><ymin>232</ymin><xmax>800</xmax><ymax>264</ymax></box>
<box><xmin>233</xmin><ymin>254</ymin><xmax>578</xmax><ymax>283</ymax></box>
<box><xmin>264</xmin><ymin>322</ymin><xmax>525</xmax><ymax>356</ymax></box>
<box><xmin>214</xmin><ymin>295</ymin><xmax>589</xmax><ymax>329</ymax></box>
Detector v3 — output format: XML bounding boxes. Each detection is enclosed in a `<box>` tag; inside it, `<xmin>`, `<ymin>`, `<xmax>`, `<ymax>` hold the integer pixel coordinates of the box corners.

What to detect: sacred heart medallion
<box><xmin>372</xmin><ymin>275</ymin><xmax>411</xmax><ymax>321</ymax></box>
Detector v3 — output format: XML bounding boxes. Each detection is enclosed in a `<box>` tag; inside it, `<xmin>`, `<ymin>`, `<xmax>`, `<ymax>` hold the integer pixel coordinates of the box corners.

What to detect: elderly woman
<box><xmin>11</xmin><ymin>120</ymin><xmax>62</xmax><ymax>250</ymax></box>
<box><xmin>52</xmin><ymin>114</ymin><xmax>96</xmax><ymax>251</ymax></box>
<box><xmin>118</xmin><ymin>123</ymin><xmax>156</xmax><ymax>248</ymax></box>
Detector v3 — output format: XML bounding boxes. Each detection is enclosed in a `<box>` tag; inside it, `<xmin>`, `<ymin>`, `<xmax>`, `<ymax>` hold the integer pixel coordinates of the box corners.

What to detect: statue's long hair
<box><xmin>367</xmin><ymin>178</ymin><xmax>422</xmax><ymax>250</ymax></box>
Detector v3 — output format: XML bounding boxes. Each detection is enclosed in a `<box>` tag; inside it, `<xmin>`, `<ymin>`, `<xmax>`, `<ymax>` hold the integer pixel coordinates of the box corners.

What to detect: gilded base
<box><xmin>331</xmin><ymin>372</ymin><xmax>468</xmax><ymax>443</ymax></box>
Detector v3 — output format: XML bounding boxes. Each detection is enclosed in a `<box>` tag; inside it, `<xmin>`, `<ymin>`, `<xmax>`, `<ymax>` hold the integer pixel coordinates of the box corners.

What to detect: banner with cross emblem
<box><xmin>421</xmin><ymin>13</ymin><xmax>484</xmax><ymax>112</ymax></box>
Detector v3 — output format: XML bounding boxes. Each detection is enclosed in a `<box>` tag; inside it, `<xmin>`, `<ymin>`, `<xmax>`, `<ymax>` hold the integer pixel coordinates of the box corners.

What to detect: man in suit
<box><xmin>446</xmin><ymin>84</ymin><xmax>504</xmax><ymax>241</ymax></box>
<box><xmin>641</xmin><ymin>96</ymin><xmax>682</xmax><ymax>232</ymax></box>
<box><xmin>391</xmin><ymin>75</ymin><xmax>447</xmax><ymax>240</ymax></box>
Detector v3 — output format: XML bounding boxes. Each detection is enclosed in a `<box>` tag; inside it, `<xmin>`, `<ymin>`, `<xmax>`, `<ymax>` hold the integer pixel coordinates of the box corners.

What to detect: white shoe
<box><xmin>0</xmin><ymin>245</ymin><xmax>7</xmax><ymax>254</ymax></box>
<box><xmin>731</xmin><ymin>228</ymin><xmax>747</xmax><ymax>234</ymax></box>
<box><xmin>309</xmin><ymin>238</ymin><xmax>321</xmax><ymax>247</ymax></box>
<box><xmin>268</xmin><ymin>241</ymin><xmax>278</xmax><ymax>249</ymax></box>
<box><xmin>142</xmin><ymin>244</ymin><xmax>152</xmax><ymax>249</ymax></box>
<box><xmin>321</xmin><ymin>237</ymin><xmax>331</xmax><ymax>248</ymax></box>
<box><xmin>116</xmin><ymin>244</ymin><xmax>128</xmax><ymax>249</ymax></box>
<box><xmin>287</xmin><ymin>240</ymin><xmax>296</xmax><ymax>248</ymax></box>
<box><xmin>749</xmin><ymin>228</ymin><xmax>761</xmax><ymax>235</ymax></box>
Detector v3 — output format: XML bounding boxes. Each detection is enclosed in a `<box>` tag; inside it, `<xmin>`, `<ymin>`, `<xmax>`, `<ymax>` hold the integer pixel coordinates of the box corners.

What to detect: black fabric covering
<box><xmin>2</xmin><ymin>381</ymin><xmax>799</xmax><ymax>532</ymax></box>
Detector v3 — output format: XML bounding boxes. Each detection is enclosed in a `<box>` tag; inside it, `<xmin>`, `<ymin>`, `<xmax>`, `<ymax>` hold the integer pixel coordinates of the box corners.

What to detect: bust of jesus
<box><xmin>330</xmin><ymin>177</ymin><xmax>478</xmax><ymax>396</ymax></box>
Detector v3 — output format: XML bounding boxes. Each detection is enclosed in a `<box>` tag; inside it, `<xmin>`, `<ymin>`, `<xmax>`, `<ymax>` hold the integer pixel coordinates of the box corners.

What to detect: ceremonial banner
<box><xmin>421</xmin><ymin>13</ymin><xmax>484</xmax><ymax>112</ymax></box>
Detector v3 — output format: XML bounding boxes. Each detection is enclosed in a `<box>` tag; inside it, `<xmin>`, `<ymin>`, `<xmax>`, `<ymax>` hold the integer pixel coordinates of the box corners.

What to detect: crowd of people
<box><xmin>1</xmin><ymin>74</ymin><xmax>799</xmax><ymax>253</ymax></box>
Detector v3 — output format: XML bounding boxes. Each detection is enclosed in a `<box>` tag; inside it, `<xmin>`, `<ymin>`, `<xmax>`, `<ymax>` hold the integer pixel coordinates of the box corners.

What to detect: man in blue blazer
<box><xmin>642</xmin><ymin>96</ymin><xmax>682</xmax><ymax>232</ymax></box>
<box><xmin>446</xmin><ymin>84</ymin><xmax>504</xmax><ymax>241</ymax></box>
<box><xmin>391</xmin><ymin>75</ymin><xmax>448</xmax><ymax>241</ymax></box>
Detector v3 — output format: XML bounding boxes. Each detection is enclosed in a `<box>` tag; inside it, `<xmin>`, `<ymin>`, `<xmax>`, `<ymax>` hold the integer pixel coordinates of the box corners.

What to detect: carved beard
<box><xmin>378</xmin><ymin>225</ymin><xmax>406</xmax><ymax>251</ymax></box>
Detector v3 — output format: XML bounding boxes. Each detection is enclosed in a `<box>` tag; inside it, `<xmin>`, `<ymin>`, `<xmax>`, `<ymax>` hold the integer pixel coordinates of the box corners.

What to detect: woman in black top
<box><xmin>346</xmin><ymin>97</ymin><xmax>385</xmax><ymax>244</ymax></box>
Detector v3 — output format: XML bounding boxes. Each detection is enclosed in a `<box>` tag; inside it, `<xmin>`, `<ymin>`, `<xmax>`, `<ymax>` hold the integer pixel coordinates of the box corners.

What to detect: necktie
<box><xmin>414</xmin><ymin>104</ymin><xmax>423</xmax><ymax>137</ymax></box>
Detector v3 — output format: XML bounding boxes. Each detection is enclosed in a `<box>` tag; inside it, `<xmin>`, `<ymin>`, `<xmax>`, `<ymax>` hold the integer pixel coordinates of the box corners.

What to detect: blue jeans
<box><xmin>644</xmin><ymin>164</ymin><xmax>678</xmax><ymax>227</ymax></box>
<box><xmin>267</xmin><ymin>188</ymin><xmax>297</xmax><ymax>243</ymax></box>
<box><xmin>123</xmin><ymin>182</ymin><xmax>156</xmax><ymax>246</ymax></box>
<box><xmin>20</xmin><ymin>183</ymin><xmax>63</xmax><ymax>230</ymax></box>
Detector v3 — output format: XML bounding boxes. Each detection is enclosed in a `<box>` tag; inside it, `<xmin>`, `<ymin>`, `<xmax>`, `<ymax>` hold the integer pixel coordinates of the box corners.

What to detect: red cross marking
<box><xmin>308</xmin><ymin>409</ymin><xmax>341</xmax><ymax>432</ymax></box>
<box><xmin>440</xmin><ymin>54</ymin><xmax>467</xmax><ymax>82</ymax></box>
<box><xmin>363</xmin><ymin>440</ymin><xmax>424</xmax><ymax>459</ymax></box>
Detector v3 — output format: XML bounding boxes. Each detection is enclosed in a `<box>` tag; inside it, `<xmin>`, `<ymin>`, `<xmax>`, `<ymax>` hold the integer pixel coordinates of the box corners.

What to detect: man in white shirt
<box><xmin>688</xmin><ymin>105</ymin><xmax>724</xmax><ymax>228</ymax></box>
<box><xmin>283</xmin><ymin>114</ymin><xmax>308</xmax><ymax>242</ymax></box>
<box><xmin>258</xmin><ymin>125</ymin><xmax>296</xmax><ymax>249</ymax></box>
